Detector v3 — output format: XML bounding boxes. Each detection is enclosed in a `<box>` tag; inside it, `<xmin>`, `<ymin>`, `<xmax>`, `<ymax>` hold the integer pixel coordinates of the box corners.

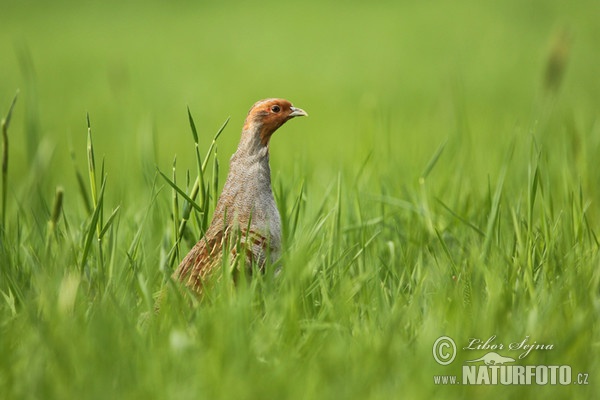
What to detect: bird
<box><xmin>173</xmin><ymin>98</ymin><xmax>307</xmax><ymax>293</ymax></box>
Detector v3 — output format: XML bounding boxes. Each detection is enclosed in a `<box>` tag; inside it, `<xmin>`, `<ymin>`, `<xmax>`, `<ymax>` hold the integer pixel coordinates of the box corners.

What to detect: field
<box><xmin>1</xmin><ymin>0</ymin><xmax>599</xmax><ymax>399</ymax></box>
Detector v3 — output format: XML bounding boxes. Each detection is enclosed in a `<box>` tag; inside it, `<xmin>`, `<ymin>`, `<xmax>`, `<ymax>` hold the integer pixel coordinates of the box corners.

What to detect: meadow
<box><xmin>1</xmin><ymin>0</ymin><xmax>599</xmax><ymax>399</ymax></box>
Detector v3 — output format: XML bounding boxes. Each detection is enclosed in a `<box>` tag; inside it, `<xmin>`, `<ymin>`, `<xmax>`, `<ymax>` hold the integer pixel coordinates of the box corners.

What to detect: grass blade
<box><xmin>80</xmin><ymin>179</ymin><xmax>106</xmax><ymax>271</ymax></box>
<box><xmin>157</xmin><ymin>169</ymin><xmax>202</xmax><ymax>214</ymax></box>
<box><xmin>1</xmin><ymin>92</ymin><xmax>19</xmax><ymax>230</ymax></box>
<box><xmin>99</xmin><ymin>206</ymin><xmax>121</xmax><ymax>239</ymax></box>
<box><xmin>421</xmin><ymin>139</ymin><xmax>447</xmax><ymax>179</ymax></box>
<box><xmin>436</xmin><ymin>197</ymin><xmax>485</xmax><ymax>237</ymax></box>
<box><xmin>187</xmin><ymin>106</ymin><xmax>199</xmax><ymax>144</ymax></box>
<box><xmin>481</xmin><ymin>139</ymin><xmax>514</xmax><ymax>258</ymax></box>
<box><xmin>70</xmin><ymin>148</ymin><xmax>92</xmax><ymax>213</ymax></box>
<box><xmin>86</xmin><ymin>113</ymin><xmax>98</xmax><ymax>208</ymax></box>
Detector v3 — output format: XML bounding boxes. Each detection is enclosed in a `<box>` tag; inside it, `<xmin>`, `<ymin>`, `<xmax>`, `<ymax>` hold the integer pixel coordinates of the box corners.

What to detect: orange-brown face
<box><xmin>243</xmin><ymin>98</ymin><xmax>307</xmax><ymax>146</ymax></box>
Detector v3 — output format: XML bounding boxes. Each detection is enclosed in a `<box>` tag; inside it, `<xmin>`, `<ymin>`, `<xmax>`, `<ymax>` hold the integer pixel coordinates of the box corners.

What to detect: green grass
<box><xmin>1</xmin><ymin>1</ymin><xmax>600</xmax><ymax>399</ymax></box>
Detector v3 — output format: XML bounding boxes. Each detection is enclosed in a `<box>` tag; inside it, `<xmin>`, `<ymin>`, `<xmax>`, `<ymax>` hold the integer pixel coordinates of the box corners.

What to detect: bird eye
<box><xmin>271</xmin><ymin>105</ymin><xmax>281</xmax><ymax>113</ymax></box>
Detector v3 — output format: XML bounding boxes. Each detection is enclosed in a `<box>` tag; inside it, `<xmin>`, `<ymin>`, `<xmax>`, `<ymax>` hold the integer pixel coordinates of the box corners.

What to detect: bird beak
<box><xmin>289</xmin><ymin>106</ymin><xmax>308</xmax><ymax>117</ymax></box>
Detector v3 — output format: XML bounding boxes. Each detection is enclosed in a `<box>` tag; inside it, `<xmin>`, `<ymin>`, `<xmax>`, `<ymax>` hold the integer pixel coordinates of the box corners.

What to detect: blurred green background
<box><xmin>3</xmin><ymin>0</ymin><xmax>599</xmax><ymax>199</ymax></box>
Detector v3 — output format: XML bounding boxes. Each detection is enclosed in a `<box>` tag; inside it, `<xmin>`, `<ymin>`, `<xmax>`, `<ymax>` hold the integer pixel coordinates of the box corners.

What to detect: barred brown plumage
<box><xmin>173</xmin><ymin>98</ymin><xmax>307</xmax><ymax>294</ymax></box>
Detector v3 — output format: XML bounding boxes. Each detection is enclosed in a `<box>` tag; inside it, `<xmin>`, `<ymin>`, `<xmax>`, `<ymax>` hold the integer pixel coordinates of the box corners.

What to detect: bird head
<box><xmin>243</xmin><ymin>98</ymin><xmax>307</xmax><ymax>146</ymax></box>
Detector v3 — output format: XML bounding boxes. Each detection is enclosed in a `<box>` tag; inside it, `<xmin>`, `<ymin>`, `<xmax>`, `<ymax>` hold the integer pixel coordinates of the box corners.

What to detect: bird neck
<box><xmin>217</xmin><ymin>125</ymin><xmax>273</xmax><ymax>224</ymax></box>
<box><xmin>233</xmin><ymin>124</ymin><xmax>272</xmax><ymax>159</ymax></box>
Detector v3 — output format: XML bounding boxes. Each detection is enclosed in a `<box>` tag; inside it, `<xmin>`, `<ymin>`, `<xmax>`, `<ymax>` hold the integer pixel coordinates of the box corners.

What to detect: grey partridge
<box><xmin>174</xmin><ymin>98</ymin><xmax>307</xmax><ymax>293</ymax></box>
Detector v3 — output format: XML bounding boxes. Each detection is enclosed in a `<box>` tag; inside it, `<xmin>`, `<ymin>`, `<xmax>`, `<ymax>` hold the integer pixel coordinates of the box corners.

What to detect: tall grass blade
<box><xmin>160</xmin><ymin>115</ymin><xmax>229</xmax><ymax>270</ymax></box>
<box><xmin>481</xmin><ymin>140</ymin><xmax>514</xmax><ymax>258</ymax></box>
<box><xmin>434</xmin><ymin>228</ymin><xmax>458</xmax><ymax>277</ymax></box>
<box><xmin>80</xmin><ymin>178</ymin><xmax>106</xmax><ymax>271</ymax></box>
<box><xmin>436</xmin><ymin>198</ymin><xmax>485</xmax><ymax>237</ymax></box>
<box><xmin>421</xmin><ymin>139</ymin><xmax>447</xmax><ymax>179</ymax></box>
<box><xmin>70</xmin><ymin>149</ymin><xmax>92</xmax><ymax>213</ymax></box>
<box><xmin>172</xmin><ymin>156</ymin><xmax>180</xmax><ymax>261</ymax></box>
<box><xmin>212</xmin><ymin>145</ymin><xmax>219</xmax><ymax>213</ymax></box>
<box><xmin>202</xmin><ymin>117</ymin><xmax>228</xmax><ymax>172</ymax></box>
<box><xmin>45</xmin><ymin>186</ymin><xmax>64</xmax><ymax>251</ymax></box>
<box><xmin>99</xmin><ymin>206</ymin><xmax>120</xmax><ymax>239</ymax></box>
<box><xmin>157</xmin><ymin>169</ymin><xmax>202</xmax><ymax>213</ymax></box>
<box><xmin>187</xmin><ymin>106</ymin><xmax>199</xmax><ymax>144</ymax></box>
<box><xmin>1</xmin><ymin>92</ymin><xmax>18</xmax><ymax>230</ymax></box>
<box><xmin>86</xmin><ymin>113</ymin><xmax>98</xmax><ymax>208</ymax></box>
